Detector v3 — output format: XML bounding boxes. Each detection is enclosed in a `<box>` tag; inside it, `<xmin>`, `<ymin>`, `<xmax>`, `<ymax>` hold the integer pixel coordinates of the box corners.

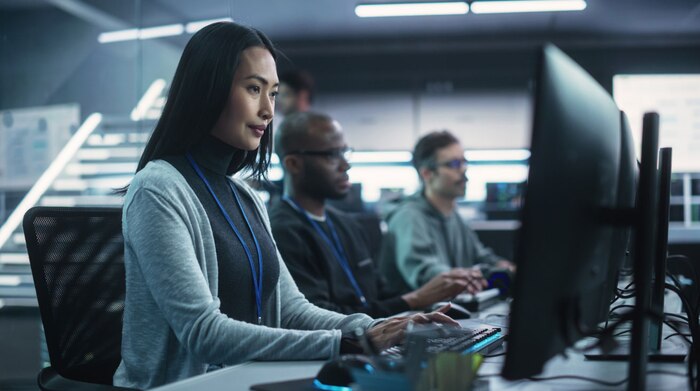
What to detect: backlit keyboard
<box><xmin>382</xmin><ymin>326</ymin><xmax>505</xmax><ymax>359</ymax></box>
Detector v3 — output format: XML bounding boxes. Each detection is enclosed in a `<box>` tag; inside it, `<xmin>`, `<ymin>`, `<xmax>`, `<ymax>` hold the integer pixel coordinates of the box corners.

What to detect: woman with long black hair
<box><xmin>114</xmin><ymin>22</ymin><xmax>455</xmax><ymax>389</ymax></box>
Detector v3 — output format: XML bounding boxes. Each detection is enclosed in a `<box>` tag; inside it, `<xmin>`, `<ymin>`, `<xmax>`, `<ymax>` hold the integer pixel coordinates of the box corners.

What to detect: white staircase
<box><xmin>0</xmin><ymin>81</ymin><xmax>167</xmax><ymax>307</ymax></box>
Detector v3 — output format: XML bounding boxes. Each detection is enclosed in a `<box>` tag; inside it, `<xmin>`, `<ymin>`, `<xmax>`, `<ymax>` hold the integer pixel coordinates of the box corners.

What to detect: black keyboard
<box><xmin>382</xmin><ymin>326</ymin><xmax>505</xmax><ymax>359</ymax></box>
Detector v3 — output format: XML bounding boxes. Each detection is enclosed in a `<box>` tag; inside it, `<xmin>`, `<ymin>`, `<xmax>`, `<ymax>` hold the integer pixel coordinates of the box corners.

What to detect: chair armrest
<box><xmin>38</xmin><ymin>367</ymin><xmax>139</xmax><ymax>391</ymax></box>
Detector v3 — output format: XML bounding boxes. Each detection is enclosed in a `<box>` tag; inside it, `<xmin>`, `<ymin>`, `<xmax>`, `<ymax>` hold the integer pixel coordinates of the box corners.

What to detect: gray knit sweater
<box><xmin>113</xmin><ymin>160</ymin><xmax>375</xmax><ymax>389</ymax></box>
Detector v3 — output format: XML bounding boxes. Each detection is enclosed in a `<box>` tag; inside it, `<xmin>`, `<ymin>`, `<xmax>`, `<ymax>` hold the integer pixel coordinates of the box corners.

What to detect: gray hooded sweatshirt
<box><xmin>379</xmin><ymin>192</ymin><xmax>501</xmax><ymax>295</ymax></box>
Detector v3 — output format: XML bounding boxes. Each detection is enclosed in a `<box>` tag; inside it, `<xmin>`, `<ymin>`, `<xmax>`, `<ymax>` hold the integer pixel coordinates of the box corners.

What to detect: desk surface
<box><xmin>153</xmin><ymin>302</ymin><xmax>690</xmax><ymax>391</ymax></box>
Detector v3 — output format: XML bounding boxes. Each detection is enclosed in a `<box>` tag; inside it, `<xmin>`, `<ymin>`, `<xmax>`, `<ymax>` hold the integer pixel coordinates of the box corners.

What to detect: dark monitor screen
<box><xmin>502</xmin><ymin>44</ymin><xmax>624</xmax><ymax>380</ymax></box>
<box><xmin>597</xmin><ymin>111</ymin><xmax>639</xmax><ymax>320</ymax></box>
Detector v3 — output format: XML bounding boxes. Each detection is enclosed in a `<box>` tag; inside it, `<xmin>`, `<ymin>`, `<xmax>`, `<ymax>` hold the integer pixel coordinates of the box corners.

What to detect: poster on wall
<box><xmin>614</xmin><ymin>74</ymin><xmax>700</xmax><ymax>173</ymax></box>
<box><xmin>0</xmin><ymin>104</ymin><xmax>79</xmax><ymax>190</ymax></box>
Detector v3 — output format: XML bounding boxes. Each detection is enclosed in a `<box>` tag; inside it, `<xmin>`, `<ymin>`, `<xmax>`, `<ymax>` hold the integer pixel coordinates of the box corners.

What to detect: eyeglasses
<box><xmin>287</xmin><ymin>147</ymin><xmax>353</xmax><ymax>163</ymax></box>
<box><xmin>433</xmin><ymin>158</ymin><xmax>468</xmax><ymax>170</ymax></box>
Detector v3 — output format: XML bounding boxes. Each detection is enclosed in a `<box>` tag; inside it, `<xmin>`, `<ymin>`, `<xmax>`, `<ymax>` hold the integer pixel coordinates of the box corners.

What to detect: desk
<box><xmin>153</xmin><ymin>302</ymin><xmax>690</xmax><ymax>391</ymax></box>
<box><xmin>151</xmin><ymin>361</ymin><xmax>324</xmax><ymax>391</ymax></box>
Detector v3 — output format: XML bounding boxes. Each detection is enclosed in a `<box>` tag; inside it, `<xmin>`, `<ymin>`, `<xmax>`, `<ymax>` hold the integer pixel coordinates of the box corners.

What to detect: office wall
<box><xmin>274</xmin><ymin>40</ymin><xmax>700</xmax><ymax>151</ymax></box>
<box><xmin>0</xmin><ymin>7</ymin><xmax>181</xmax><ymax>118</ymax></box>
<box><xmin>276</xmin><ymin>40</ymin><xmax>700</xmax><ymax>94</ymax></box>
<box><xmin>314</xmin><ymin>91</ymin><xmax>531</xmax><ymax>150</ymax></box>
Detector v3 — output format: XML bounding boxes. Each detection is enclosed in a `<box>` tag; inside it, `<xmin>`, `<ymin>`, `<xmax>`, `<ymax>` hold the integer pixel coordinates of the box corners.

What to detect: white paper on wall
<box><xmin>0</xmin><ymin>104</ymin><xmax>79</xmax><ymax>190</ymax></box>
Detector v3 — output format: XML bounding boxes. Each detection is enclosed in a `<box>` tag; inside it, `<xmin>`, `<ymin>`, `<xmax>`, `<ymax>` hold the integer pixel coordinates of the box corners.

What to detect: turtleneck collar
<box><xmin>190</xmin><ymin>134</ymin><xmax>241</xmax><ymax>176</ymax></box>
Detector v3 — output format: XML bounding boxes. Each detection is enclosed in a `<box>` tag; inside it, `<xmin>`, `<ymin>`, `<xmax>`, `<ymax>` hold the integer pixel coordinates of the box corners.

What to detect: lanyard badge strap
<box><xmin>186</xmin><ymin>153</ymin><xmax>264</xmax><ymax>324</ymax></box>
<box><xmin>282</xmin><ymin>196</ymin><xmax>369</xmax><ymax>308</ymax></box>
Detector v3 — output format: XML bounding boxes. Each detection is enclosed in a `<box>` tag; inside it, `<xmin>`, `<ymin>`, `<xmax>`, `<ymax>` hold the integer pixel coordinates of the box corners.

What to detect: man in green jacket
<box><xmin>380</xmin><ymin>130</ymin><xmax>515</xmax><ymax>296</ymax></box>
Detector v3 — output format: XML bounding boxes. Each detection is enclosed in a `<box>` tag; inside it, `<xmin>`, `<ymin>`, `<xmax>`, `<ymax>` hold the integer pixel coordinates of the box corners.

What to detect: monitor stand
<box><xmin>584</xmin><ymin>339</ymin><xmax>687</xmax><ymax>363</ymax></box>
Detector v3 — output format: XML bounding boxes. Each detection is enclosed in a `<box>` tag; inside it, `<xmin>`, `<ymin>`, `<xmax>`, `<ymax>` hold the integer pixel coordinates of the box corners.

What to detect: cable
<box><xmin>665</xmin><ymin>277</ymin><xmax>700</xmax><ymax>391</ymax></box>
<box><xmin>648</xmin><ymin>369</ymin><xmax>693</xmax><ymax>377</ymax></box>
<box><xmin>666</xmin><ymin>313</ymin><xmax>690</xmax><ymax>323</ymax></box>
<box><xmin>663</xmin><ymin>320</ymin><xmax>693</xmax><ymax>344</ymax></box>
<box><xmin>665</xmin><ymin>280</ymin><xmax>697</xmax><ymax>390</ymax></box>
<box><xmin>482</xmin><ymin>351</ymin><xmax>506</xmax><ymax>358</ymax></box>
<box><xmin>665</xmin><ymin>332</ymin><xmax>692</xmax><ymax>340</ymax></box>
<box><xmin>667</xmin><ymin>254</ymin><xmax>700</xmax><ymax>313</ymax></box>
<box><xmin>609</xmin><ymin>304</ymin><xmax>635</xmax><ymax>315</ymax></box>
<box><xmin>527</xmin><ymin>374</ymin><xmax>627</xmax><ymax>386</ymax></box>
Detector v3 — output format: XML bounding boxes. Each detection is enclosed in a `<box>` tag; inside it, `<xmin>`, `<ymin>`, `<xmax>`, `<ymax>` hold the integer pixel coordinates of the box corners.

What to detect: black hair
<box><xmin>411</xmin><ymin>130</ymin><xmax>460</xmax><ymax>172</ymax></box>
<box><xmin>279</xmin><ymin>70</ymin><xmax>315</xmax><ymax>103</ymax></box>
<box><xmin>118</xmin><ymin>22</ymin><xmax>277</xmax><ymax>193</ymax></box>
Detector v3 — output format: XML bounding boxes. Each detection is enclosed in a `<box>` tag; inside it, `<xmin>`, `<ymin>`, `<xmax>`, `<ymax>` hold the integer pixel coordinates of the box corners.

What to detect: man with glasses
<box><xmin>379</xmin><ymin>130</ymin><xmax>515</xmax><ymax>297</ymax></box>
<box><xmin>269</xmin><ymin>113</ymin><xmax>473</xmax><ymax>317</ymax></box>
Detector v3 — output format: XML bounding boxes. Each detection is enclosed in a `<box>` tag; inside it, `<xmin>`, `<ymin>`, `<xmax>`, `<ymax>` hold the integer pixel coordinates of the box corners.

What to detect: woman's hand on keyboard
<box><xmin>367</xmin><ymin>304</ymin><xmax>460</xmax><ymax>350</ymax></box>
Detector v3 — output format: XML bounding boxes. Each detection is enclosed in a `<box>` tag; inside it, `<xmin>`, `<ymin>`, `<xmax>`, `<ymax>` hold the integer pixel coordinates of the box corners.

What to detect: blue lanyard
<box><xmin>186</xmin><ymin>153</ymin><xmax>264</xmax><ymax>324</ymax></box>
<box><xmin>282</xmin><ymin>196</ymin><xmax>368</xmax><ymax>308</ymax></box>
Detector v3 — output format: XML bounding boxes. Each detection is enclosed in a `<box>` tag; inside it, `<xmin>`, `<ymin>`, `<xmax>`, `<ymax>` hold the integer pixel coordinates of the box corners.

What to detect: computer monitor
<box><xmin>650</xmin><ymin>147</ymin><xmax>672</xmax><ymax>351</ymax></box>
<box><xmin>484</xmin><ymin>182</ymin><xmax>525</xmax><ymax>220</ymax></box>
<box><xmin>596</xmin><ymin>111</ymin><xmax>638</xmax><ymax>322</ymax></box>
<box><xmin>502</xmin><ymin>44</ymin><xmax>624</xmax><ymax>380</ymax></box>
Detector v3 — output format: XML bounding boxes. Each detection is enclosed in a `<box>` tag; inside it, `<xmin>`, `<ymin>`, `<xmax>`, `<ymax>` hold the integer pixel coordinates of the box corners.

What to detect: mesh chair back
<box><xmin>24</xmin><ymin>207</ymin><xmax>125</xmax><ymax>385</ymax></box>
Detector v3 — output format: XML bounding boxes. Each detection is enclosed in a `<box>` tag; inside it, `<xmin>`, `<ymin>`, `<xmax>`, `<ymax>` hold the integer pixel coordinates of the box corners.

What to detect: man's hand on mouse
<box><xmin>449</xmin><ymin>267</ymin><xmax>489</xmax><ymax>294</ymax></box>
<box><xmin>366</xmin><ymin>304</ymin><xmax>460</xmax><ymax>351</ymax></box>
<box><xmin>401</xmin><ymin>270</ymin><xmax>472</xmax><ymax>310</ymax></box>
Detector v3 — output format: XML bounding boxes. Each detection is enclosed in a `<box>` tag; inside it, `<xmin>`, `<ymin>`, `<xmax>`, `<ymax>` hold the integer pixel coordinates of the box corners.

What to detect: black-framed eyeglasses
<box><xmin>433</xmin><ymin>158</ymin><xmax>468</xmax><ymax>170</ymax></box>
<box><xmin>287</xmin><ymin>147</ymin><xmax>353</xmax><ymax>162</ymax></box>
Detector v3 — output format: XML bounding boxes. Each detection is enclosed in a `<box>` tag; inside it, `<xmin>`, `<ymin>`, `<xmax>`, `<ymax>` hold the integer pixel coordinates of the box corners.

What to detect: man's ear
<box><xmin>419</xmin><ymin>166</ymin><xmax>433</xmax><ymax>184</ymax></box>
<box><xmin>283</xmin><ymin>155</ymin><xmax>303</xmax><ymax>176</ymax></box>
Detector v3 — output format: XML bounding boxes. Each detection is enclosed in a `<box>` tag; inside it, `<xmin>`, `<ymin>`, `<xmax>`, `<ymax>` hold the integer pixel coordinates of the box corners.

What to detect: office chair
<box><xmin>23</xmin><ymin>207</ymin><xmax>137</xmax><ymax>390</ymax></box>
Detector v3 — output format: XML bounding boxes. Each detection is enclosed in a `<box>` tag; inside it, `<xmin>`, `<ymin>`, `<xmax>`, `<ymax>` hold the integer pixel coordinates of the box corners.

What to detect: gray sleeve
<box><xmin>125</xmin><ymin>187</ymin><xmax>351</xmax><ymax>365</ymax></box>
<box><xmin>389</xmin><ymin>208</ymin><xmax>451</xmax><ymax>290</ymax></box>
<box><xmin>276</xmin><ymin>249</ymin><xmax>378</xmax><ymax>332</ymax></box>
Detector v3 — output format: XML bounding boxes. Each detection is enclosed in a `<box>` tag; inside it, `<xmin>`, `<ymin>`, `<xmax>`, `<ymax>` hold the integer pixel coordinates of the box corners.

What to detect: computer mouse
<box><xmin>428</xmin><ymin>301</ymin><xmax>472</xmax><ymax>319</ymax></box>
<box><xmin>314</xmin><ymin>354</ymin><xmax>375</xmax><ymax>389</ymax></box>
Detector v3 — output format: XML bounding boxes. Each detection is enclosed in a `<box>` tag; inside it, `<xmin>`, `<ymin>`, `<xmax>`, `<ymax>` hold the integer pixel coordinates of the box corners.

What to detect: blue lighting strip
<box><xmin>313</xmin><ymin>379</ymin><xmax>353</xmax><ymax>391</ymax></box>
<box><xmin>461</xmin><ymin>332</ymin><xmax>503</xmax><ymax>355</ymax></box>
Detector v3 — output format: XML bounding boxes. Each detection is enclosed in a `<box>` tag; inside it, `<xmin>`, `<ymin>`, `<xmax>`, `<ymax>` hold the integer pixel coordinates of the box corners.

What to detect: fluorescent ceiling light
<box><xmin>98</xmin><ymin>29</ymin><xmax>139</xmax><ymax>43</ymax></box>
<box><xmin>464</xmin><ymin>149</ymin><xmax>531</xmax><ymax>162</ymax></box>
<box><xmin>186</xmin><ymin>17</ymin><xmax>234</xmax><ymax>33</ymax></box>
<box><xmin>138</xmin><ymin>24</ymin><xmax>184</xmax><ymax>40</ymax></box>
<box><xmin>471</xmin><ymin>0</ymin><xmax>586</xmax><ymax>14</ymax></box>
<box><xmin>99</xmin><ymin>24</ymin><xmax>183</xmax><ymax>43</ymax></box>
<box><xmin>350</xmin><ymin>151</ymin><xmax>413</xmax><ymax>163</ymax></box>
<box><xmin>355</xmin><ymin>2</ymin><xmax>469</xmax><ymax>17</ymax></box>
<box><xmin>100</xmin><ymin>17</ymin><xmax>234</xmax><ymax>43</ymax></box>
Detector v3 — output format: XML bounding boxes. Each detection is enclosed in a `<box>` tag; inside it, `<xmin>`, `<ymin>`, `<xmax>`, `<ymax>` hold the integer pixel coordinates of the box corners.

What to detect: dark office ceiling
<box><xmin>3</xmin><ymin>0</ymin><xmax>700</xmax><ymax>48</ymax></box>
